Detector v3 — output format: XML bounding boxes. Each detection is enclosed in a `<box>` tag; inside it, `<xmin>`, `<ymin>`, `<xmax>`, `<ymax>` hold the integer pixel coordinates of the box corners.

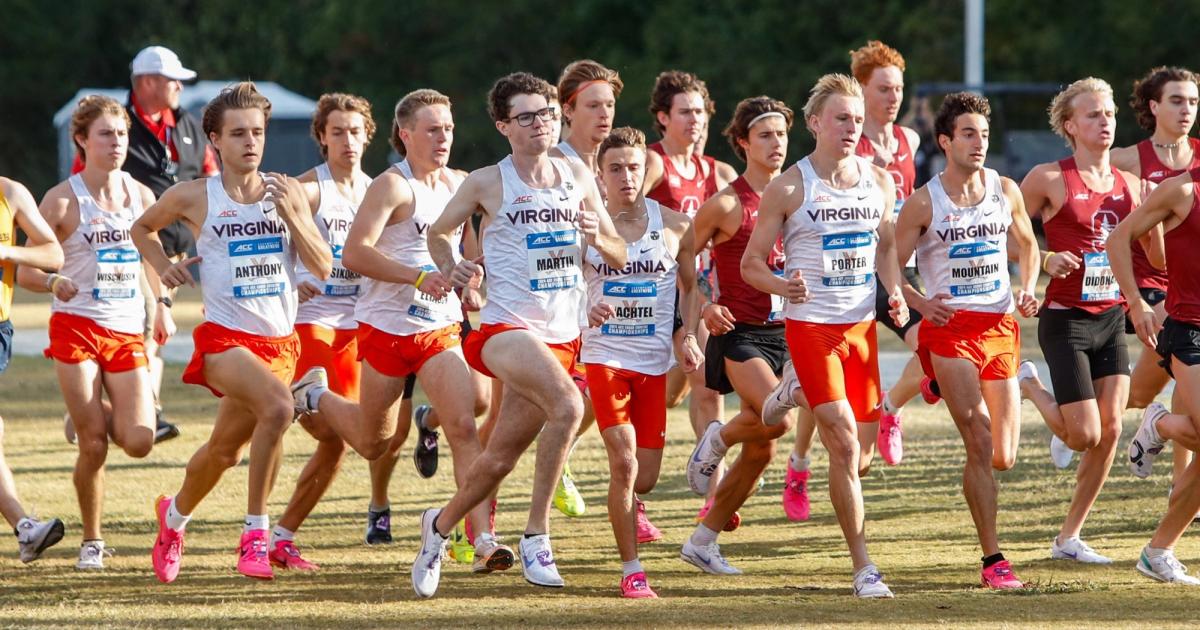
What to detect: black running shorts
<box><xmin>1037</xmin><ymin>305</ymin><xmax>1129</xmax><ymax>405</ymax></box>
<box><xmin>875</xmin><ymin>267</ymin><xmax>923</xmax><ymax>340</ymax></box>
<box><xmin>704</xmin><ymin>322</ymin><xmax>787</xmax><ymax>395</ymax></box>
<box><xmin>1156</xmin><ymin>317</ymin><xmax>1200</xmax><ymax>377</ymax></box>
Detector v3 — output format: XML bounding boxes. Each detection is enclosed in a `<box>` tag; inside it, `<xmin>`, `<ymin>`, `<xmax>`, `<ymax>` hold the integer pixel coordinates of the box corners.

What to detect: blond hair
<box><xmin>311</xmin><ymin>93</ymin><xmax>376</xmax><ymax>158</ymax></box>
<box><xmin>1048</xmin><ymin>77</ymin><xmax>1115</xmax><ymax>149</ymax></box>
<box><xmin>390</xmin><ymin>89</ymin><xmax>452</xmax><ymax>157</ymax></box>
<box><xmin>71</xmin><ymin>95</ymin><xmax>130</xmax><ymax>162</ymax></box>
<box><xmin>202</xmin><ymin>81</ymin><xmax>272</xmax><ymax>137</ymax></box>
<box><xmin>802</xmin><ymin>74</ymin><xmax>862</xmax><ymax>136</ymax></box>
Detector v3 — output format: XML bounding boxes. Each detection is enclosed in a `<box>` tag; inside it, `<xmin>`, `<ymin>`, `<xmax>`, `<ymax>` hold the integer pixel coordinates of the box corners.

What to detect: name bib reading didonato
<box><xmin>1082</xmin><ymin>252</ymin><xmax>1118</xmax><ymax>302</ymax></box>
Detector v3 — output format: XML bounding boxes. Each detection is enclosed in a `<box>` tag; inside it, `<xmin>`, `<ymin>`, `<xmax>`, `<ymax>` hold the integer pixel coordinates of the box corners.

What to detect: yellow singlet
<box><xmin>0</xmin><ymin>190</ymin><xmax>15</xmax><ymax>322</ymax></box>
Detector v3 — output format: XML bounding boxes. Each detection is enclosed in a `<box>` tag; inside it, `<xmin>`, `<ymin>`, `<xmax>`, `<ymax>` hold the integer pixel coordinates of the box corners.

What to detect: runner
<box><xmin>289</xmin><ymin>89</ymin><xmax>501</xmax><ymax>572</ymax></box>
<box><xmin>20</xmin><ymin>96</ymin><xmax>163</xmax><ymax>570</ymax></box>
<box><xmin>265</xmin><ymin>93</ymin><xmax>374</xmax><ymax>570</ymax></box>
<box><xmin>410</xmin><ymin>72</ymin><xmax>626</xmax><ymax>597</ymax></box>
<box><xmin>679</xmin><ymin>95</ymin><xmax>795</xmax><ymax>561</ymax></box>
<box><xmin>1111</xmin><ymin>67</ymin><xmax>1200</xmax><ymax>494</ymax></box>
<box><xmin>0</xmin><ymin>176</ymin><xmax>66</xmax><ymax>564</ymax></box>
<box><xmin>717</xmin><ymin>74</ymin><xmax>906</xmax><ymax>597</ymax></box>
<box><xmin>583</xmin><ymin>126</ymin><xmax>702</xmax><ymax>598</ymax></box>
<box><xmin>1112</xmin><ymin>159</ymin><xmax>1200</xmax><ymax>585</ymax></box>
<box><xmin>133</xmin><ymin>82</ymin><xmax>334</xmax><ymax>583</ymax></box>
<box><xmin>894</xmin><ymin>92</ymin><xmax>1040</xmax><ymax>588</ymax></box>
<box><xmin>1017</xmin><ymin>77</ymin><xmax>1146</xmax><ymax>565</ymax></box>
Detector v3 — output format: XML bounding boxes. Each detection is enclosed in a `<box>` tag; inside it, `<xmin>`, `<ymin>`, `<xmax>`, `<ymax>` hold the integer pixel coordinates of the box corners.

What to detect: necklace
<box><xmin>1153</xmin><ymin>139</ymin><xmax>1183</xmax><ymax>149</ymax></box>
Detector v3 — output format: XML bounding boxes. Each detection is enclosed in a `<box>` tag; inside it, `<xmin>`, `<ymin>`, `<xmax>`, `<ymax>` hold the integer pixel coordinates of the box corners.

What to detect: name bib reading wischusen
<box><xmin>94</xmin><ymin>247</ymin><xmax>140</xmax><ymax>300</ymax></box>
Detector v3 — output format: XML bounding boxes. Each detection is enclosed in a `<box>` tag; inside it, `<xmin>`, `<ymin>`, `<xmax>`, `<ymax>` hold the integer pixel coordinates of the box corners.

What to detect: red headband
<box><xmin>564</xmin><ymin>80</ymin><xmax>610</xmax><ymax>106</ymax></box>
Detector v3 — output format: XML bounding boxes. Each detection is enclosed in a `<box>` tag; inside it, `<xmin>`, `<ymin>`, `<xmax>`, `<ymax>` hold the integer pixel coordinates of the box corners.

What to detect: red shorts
<box><xmin>585</xmin><ymin>364</ymin><xmax>666</xmax><ymax>449</ymax></box>
<box><xmin>45</xmin><ymin>312</ymin><xmax>147</xmax><ymax>372</ymax></box>
<box><xmin>356</xmin><ymin>322</ymin><xmax>461</xmax><ymax>379</ymax></box>
<box><xmin>785</xmin><ymin>319</ymin><xmax>881</xmax><ymax>422</ymax></box>
<box><xmin>182</xmin><ymin>321</ymin><xmax>300</xmax><ymax>398</ymax></box>
<box><xmin>295</xmin><ymin>323</ymin><xmax>361</xmax><ymax>400</ymax></box>
<box><xmin>463</xmin><ymin>322</ymin><xmax>580</xmax><ymax>378</ymax></box>
<box><xmin>917</xmin><ymin>310</ymin><xmax>1020</xmax><ymax>381</ymax></box>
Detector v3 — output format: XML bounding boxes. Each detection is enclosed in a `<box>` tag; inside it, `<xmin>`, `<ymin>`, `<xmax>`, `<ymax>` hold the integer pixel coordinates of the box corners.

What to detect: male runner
<box><xmin>583</xmin><ymin>126</ymin><xmax>702</xmax><ymax>598</ymax></box>
<box><xmin>1111</xmin><ymin>67</ymin><xmax>1199</xmax><ymax>491</ymax></box>
<box><xmin>894</xmin><ymin>92</ymin><xmax>1040</xmax><ymax>588</ymax></box>
<box><xmin>1113</xmin><ymin>161</ymin><xmax>1200</xmax><ymax>584</ymax></box>
<box><xmin>0</xmin><ymin>176</ymin><xmax>66</xmax><ymax>564</ymax></box>
<box><xmin>290</xmin><ymin>89</ymin><xmax>501</xmax><ymax>572</ymax></box>
<box><xmin>1018</xmin><ymin>77</ymin><xmax>1145</xmax><ymax>565</ymax></box>
<box><xmin>266</xmin><ymin>93</ymin><xmax>374</xmax><ymax>570</ymax></box>
<box><xmin>23</xmin><ymin>96</ymin><xmax>162</xmax><ymax>569</ymax></box>
<box><xmin>682</xmin><ymin>96</ymin><xmax>794</xmax><ymax>543</ymax></box>
<box><xmin>410</xmin><ymin>72</ymin><xmax>625</xmax><ymax>597</ymax></box>
<box><xmin>744</xmin><ymin>74</ymin><xmax>908</xmax><ymax>597</ymax></box>
<box><xmin>134</xmin><ymin>82</ymin><xmax>333</xmax><ymax>583</ymax></box>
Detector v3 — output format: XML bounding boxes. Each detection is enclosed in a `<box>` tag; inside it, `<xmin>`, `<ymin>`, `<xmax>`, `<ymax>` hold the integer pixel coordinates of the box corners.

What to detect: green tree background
<box><xmin>2</xmin><ymin>0</ymin><xmax>1197</xmax><ymax>194</ymax></box>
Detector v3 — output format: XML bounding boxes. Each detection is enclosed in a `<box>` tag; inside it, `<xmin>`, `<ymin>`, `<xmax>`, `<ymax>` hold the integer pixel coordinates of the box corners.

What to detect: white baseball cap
<box><xmin>130</xmin><ymin>46</ymin><xmax>197</xmax><ymax>82</ymax></box>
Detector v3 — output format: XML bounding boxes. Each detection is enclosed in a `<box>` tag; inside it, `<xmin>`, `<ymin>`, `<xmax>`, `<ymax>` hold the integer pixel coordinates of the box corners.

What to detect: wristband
<box><xmin>157</xmin><ymin>296</ymin><xmax>174</xmax><ymax>308</ymax></box>
<box><xmin>414</xmin><ymin>270</ymin><xmax>428</xmax><ymax>289</ymax></box>
<box><xmin>49</xmin><ymin>275</ymin><xmax>66</xmax><ymax>292</ymax></box>
<box><xmin>1041</xmin><ymin>252</ymin><xmax>1055</xmax><ymax>274</ymax></box>
<box><xmin>44</xmin><ymin>273</ymin><xmax>58</xmax><ymax>290</ymax></box>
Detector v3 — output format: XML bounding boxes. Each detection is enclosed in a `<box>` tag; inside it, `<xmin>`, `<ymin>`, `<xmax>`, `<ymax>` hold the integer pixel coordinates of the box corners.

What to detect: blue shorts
<box><xmin>0</xmin><ymin>319</ymin><xmax>13</xmax><ymax>374</ymax></box>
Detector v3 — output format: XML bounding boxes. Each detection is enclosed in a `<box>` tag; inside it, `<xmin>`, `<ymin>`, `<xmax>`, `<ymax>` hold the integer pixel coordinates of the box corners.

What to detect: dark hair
<box><xmin>723</xmin><ymin>96</ymin><xmax>793</xmax><ymax>162</ymax></box>
<box><xmin>202</xmin><ymin>81</ymin><xmax>271</xmax><ymax>137</ymax></box>
<box><xmin>487</xmin><ymin>72</ymin><xmax>555</xmax><ymax>123</ymax></box>
<box><xmin>311</xmin><ymin>93</ymin><xmax>376</xmax><ymax>158</ymax></box>
<box><xmin>1131</xmin><ymin>66</ymin><xmax>1198</xmax><ymax>132</ymax></box>
<box><xmin>597</xmin><ymin>126</ymin><xmax>646</xmax><ymax>166</ymax></box>
<box><xmin>934</xmin><ymin>92</ymin><xmax>991</xmax><ymax>148</ymax></box>
<box><xmin>648</xmin><ymin>70</ymin><xmax>713</xmax><ymax>135</ymax></box>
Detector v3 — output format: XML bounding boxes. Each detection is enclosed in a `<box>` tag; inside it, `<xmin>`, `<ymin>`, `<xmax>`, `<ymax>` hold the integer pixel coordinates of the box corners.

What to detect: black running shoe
<box><xmin>154</xmin><ymin>409</ymin><xmax>180</xmax><ymax>443</ymax></box>
<box><xmin>413</xmin><ymin>404</ymin><xmax>439</xmax><ymax>479</ymax></box>
<box><xmin>365</xmin><ymin>508</ymin><xmax>392</xmax><ymax>545</ymax></box>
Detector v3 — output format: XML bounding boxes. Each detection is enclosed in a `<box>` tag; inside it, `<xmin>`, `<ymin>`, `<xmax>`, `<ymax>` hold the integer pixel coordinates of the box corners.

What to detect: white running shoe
<box><xmin>411</xmin><ymin>508</ymin><xmax>447</xmax><ymax>598</ymax></box>
<box><xmin>1129</xmin><ymin>402</ymin><xmax>1169</xmax><ymax>479</ymax></box>
<box><xmin>853</xmin><ymin>564</ymin><xmax>895</xmax><ymax>598</ymax></box>
<box><xmin>680</xmin><ymin>539</ymin><xmax>741</xmax><ymax>575</ymax></box>
<box><xmin>290</xmin><ymin>367</ymin><xmax>329</xmax><ymax>417</ymax></box>
<box><xmin>1049</xmin><ymin>434</ymin><xmax>1078</xmax><ymax>470</ymax></box>
<box><xmin>686</xmin><ymin>421</ymin><xmax>725</xmax><ymax>496</ymax></box>
<box><xmin>16</xmin><ymin>517</ymin><xmax>65</xmax><ymax>564</ymax></box>
<box><xmin>762</xmin><ymin>360</ymin><xmax>801</xmax><ymax>426</ymax></box>
<box><xmin>1017</xmin><ymin>360</ymin><xmax>1038</xmax><ymax>383</ymax></box>
<box><xmin>76</xmin><ymin>540</ymin><xmax>112</xmax><ymax>570</ymax></box>
<box><xmin>1051</xmin><ymin>536</ymin><xmax>1112</xmax><ymax>564</ymax></box>
<box><xmin>1137</xmin><ymin>546</ymin><xmax>1200</xmax><ymax>585</ymax></box>
<box><xmin>519</xmin><ymin>534</ymin><xmax>565</xmax><ymax>587</ymax></box>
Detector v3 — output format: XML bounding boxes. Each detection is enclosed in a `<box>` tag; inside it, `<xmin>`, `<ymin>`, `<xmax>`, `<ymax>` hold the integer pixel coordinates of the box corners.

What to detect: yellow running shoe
<box><xmin>553</xmin><ymin>462</ymin><xmax>586</xmax><ymax>517</ymax></box>
<box><xmin>447</xmin><ymin>520</ymin><xmax>474</xmax><ymax>564</ymax></box>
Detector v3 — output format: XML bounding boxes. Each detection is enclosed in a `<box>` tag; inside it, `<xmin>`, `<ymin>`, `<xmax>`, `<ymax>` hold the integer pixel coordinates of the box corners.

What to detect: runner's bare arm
<box><xmin>669</xmin><ymin>211</ymin><xmax>704</xmax><ymax>370</ymax></box>
<box><xmin>693</xmin><ymin>187</ymin><xmax>738</xmax><ymax>250</ymax></box>
<box><xmin>265</xmin><ymin>173</ymin><xmax>332</xmax><ymax>280</ymax></box>
<box><xmin>1</xmin><ymin>178</ymin><xmax>62</xmax><ymax>270</ymax></box>
<box><xmin>1002</xmin><ymin>177</ymin><xmax>1040</xmax><ymax>316</ymax></box>
<box><xmin>572</xmin><ymin>161</ymin><xmax>626</xmax><ymax>269</ymax></box>
<box><xmin>872</xmin><ymin>167</ymin><xmax>909</xmax><ymax>326</ymax></box>
<box><xmin>742</xmin><ymin>169</ymin><xmax>802</xmax><ymax>300</ymax></box>
<box><xmin>893</xmin><ymin>184</ymin><xmax>931</xmax><ymax>307</ymax></box>
<box><xmin>17</xmin><ymin>182</ymin><xmax>74</xmax><ymax>293</ymax></box>
<box><xmin>713</xmin><ymin>160</ymin><xmax>738</xmax><ymax>190</ymax></box>
<box><xmin>1020</xmin><ymin>163</ymin><xmax>1078</xmax><ymax>278</ymax></box>
<box><xmin>1108</xmin><ymin>144</ymin><xmax>1139</xmax><ymax>174</ymax></box>
<box><xmin>1121</xmin><ymin>170</ymin><xmax>1166</xmax><ymax>270</ymax></box>
<box><xmin>641</xmin><ymin>150</ymin><xmax>664</xmax><ymax>194</ymax></box>
<box><xmin>431</xmin><ymin>167</ymin><xmax>493</xmax><ymax>287</ymax></box>
<box><xmin>132</xmin><ymin>179</ymin><xmax>205</xmax><ymax>286</ymax></box>
<box><xmin>342</xmin><ymin>169</ymin><xmax>425</xmax><ymax>284</ymax></box>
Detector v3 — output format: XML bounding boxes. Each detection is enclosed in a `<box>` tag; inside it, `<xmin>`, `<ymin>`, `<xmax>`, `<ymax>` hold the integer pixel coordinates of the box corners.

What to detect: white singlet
<box><xmin>480</xmin><ymin>156</ymin><xmax>585</xmax><ymax>343</ymax></box>
<box><xmin>354</xmin><ymin>161</ymin><xmax>464</xmax><ymax>337</ymax></box>
<box><xmin>295</xmin><ymin>163</ymin><xmax>368</xmax><ymax>329</ymax></box>
<box><xmin>581</xmin><ymin>198</ymin><xmax>677</xmax><ymax>375</ymax></box>
<box><xmin>54</xmin><ymin>174</ymin><xmax>145</xmax><ymax>334</ymax></box>
<box><xmin>556</xmin><ymin>141</ymin><xmax>587</xmax><ymax>168</ymax></box>
<box><xmin>196</xmin><ymin>175</ymin><xmax>297</xmax><ymax>337</ymax></box>
<box><xmin>782</xmin><ymin>156</ymin><xmax>885</xmax><ymax>324</ymax></box>
<box><xmin>917</xmin><ymin>168</ymin><xmax>1013</xmax><ymax>314</ymax></box>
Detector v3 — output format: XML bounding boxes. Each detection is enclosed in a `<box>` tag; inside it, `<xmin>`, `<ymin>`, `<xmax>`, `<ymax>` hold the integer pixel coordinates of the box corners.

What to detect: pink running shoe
<box><xmin>919</xmin><ymin>377</ymin><xmax>941</xmax><ymax>405</ymax></box>
<box><xmin>877</xmin><ymin>410</ymin><xmax>903</xmax><ymax>466</ymax></box>
<box><xmin>620</xmin><ymin>571</ymin><xmax>659</xmax><ymax>599</ymax></box>
<box><xmin>269</xmin><ymin>540</ymin><xmax>319</xmax><ymax>571</ymax></box>
<box><xmin>782</xmin><ymin>467</ymin><xmax>811</xmax><ymax>522</ymax></box>
<box><xmin>152</xmin><ymin>495</ymin><xmax>185</xmax><ymax>584</ymax></box>
<box><xmin>695</xmin><ymin>499</ymin><xmax>741</xmax><ymax>532</ymax></box>
<box><xmin>237</xmin><ymin>530</ymin><xmax>274</xmax><ymax>580</ymax></box>
<box><xmin>980</xmin><ymin>560</ymin><xmax>1025</xmax><ymax>589</ymax></box>
<box><xmin>635</xmin><ymin>499</ymin><xmax>663</xmax><ymax>544</ymax></box>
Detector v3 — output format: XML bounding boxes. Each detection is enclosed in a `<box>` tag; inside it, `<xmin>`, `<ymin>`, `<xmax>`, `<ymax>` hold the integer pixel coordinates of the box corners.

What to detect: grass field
<box><xmin>1</xmin><ymin>296</ymin><xmax>1198</xmax><ymax>629</ymax></box>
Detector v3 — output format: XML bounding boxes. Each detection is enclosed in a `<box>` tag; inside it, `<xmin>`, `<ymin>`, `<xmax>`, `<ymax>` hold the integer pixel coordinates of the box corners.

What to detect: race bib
<box><xmin>600</xmin><ymin>280</ymin><xmax>656</xmax><ymax>336</ymax></box>
<box><xmin>947</xmin><ymin>240</ymin><xmax>1005</xmax><ymax>297</ymax></box>
<box><xmin>769</xmin><ymin>270</ymin><xmax>785</xmax><ymax>322</ymax></box>
<box><xmin>821</xmin><ymin>231</ymin><xmax>875</xmax><ymax>287</ymax></box>
<box><xmin>94</xmin><ymin>247</ymin><xmax>140</xmax><ymax>300</ymax></box>
<box><xmin>1082</xmin><ymin>252</ymin><xmax>1118</xmax><ymax>301</ymax></box>
<box><xmin>324</xmin><ymin>244</ymin><xmax>361</xmax><ymax>296</ymax></box>
<box><xmin>526</xmin><ymin>230</ymin><xmax>580</xmax><ymax>291</ymax></box>
<box><xmin>229</xmin><ymin>237</ymin><xmax>287</xmax><ymax>298</ymax></box>
<box><xmin>408</xmin><ymin>264</ymin><xmax>454</xmax><ymax>322</ymax></box>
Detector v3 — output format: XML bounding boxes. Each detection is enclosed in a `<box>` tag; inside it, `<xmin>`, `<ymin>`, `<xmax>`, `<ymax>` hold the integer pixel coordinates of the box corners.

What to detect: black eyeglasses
<box><xmin>504</xmin><ymin>106</ymin><xmax>558</xmax><ymax>127</ymax></box>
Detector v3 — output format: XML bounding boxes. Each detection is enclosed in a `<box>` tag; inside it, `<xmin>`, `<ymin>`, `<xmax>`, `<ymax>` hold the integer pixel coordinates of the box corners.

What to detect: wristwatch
<box><xmin>157</xmin><ymin>296</ymin><xmax>174</xmax><ymax>308</ymax></box>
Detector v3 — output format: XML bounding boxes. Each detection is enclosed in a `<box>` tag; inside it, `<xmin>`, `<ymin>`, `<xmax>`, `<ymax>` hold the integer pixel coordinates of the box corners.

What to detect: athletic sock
<box><xmin>882</xmin><ymin>392</ymin><xmax>900</xmax><ymax>415</ymax></box>
<box><xmin>244</xmin><ymin>514</ymin><xmax>269</xmax><ymax>533</ymax></box>
<box><xmin>789</xmin><ymin>453</ymin><xmax>811</xmax><ymax>473</ymax></box>
<box><xmin>166</xmin><ymin>497</ymin><xmax>191</xmax><ymax>532</ymax></box>
<box><xmin>1145</xmin><ymin>545</ymin><xmax>1169</xmax><ymax>559</ymax></box>
<box><xmin>1148</xmin><ymin>413</ymin><xmax>1165</xmax><ymax>445</ymax></box>
<box><xmin>432</xmin><ymin>519</ymin><xmax>448</xmax><ymax>540</ymax></box>
<box><xmin>368</xmin><ymin>503</ymin><xmax>390</xmax><ymax>514</ymax></box>
<box><xmin>710</xmin><ymin>428</ymin><xmax>729</xmax><ymax>457</ymax></box>
<box><xmin>16</xmin><ymin>516</ymin><xmax>33</xmax><ymax>533</ymax></box>
<box><xmin>982</xmin><ymin>552</ymin><xmax>1005</xmax><ymax>569</ymax></box>
<box><xmin>690</xmin><ymin>524</ymin><xmax>719</xmax><ymax>547</ymax></box>
<box><xmin>621</xmin><ymin>558</ymin><xmax>644</xmax><ymax>577</ymax></box>
<box><xmin>271</xmin><ymin>525</ymin><xmax>295</xmax><ymax>545</ymax></box>
<box><xmin>306</xmin><ymin>386</ymin><xmax>329</xmax><ymax>412</ymax></box>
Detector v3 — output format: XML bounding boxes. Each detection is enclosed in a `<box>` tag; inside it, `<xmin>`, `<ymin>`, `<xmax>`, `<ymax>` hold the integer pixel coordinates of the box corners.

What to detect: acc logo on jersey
<box><xmin>607</xmin><ymin>284</ymin><xmax>629</xmax><ymax>295</ymax></box>
<box><xmin>814</xmin><ymin>194</ymin><xmax>832</xmax><ymax>203</ymax></box>
<box><xmin>233</xmin><ymin>243</ymin><xmax>255</xmax><ymax>254</ymax></box>
<box><xmin>512</xmin><ymin>195</ymin><xmax>533</xmax><ymax>205</ymax></box>
<box><xmin>218</xmin><ymin>209</ymin><xmax>239</xmax><ymax>218</ymax></box>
